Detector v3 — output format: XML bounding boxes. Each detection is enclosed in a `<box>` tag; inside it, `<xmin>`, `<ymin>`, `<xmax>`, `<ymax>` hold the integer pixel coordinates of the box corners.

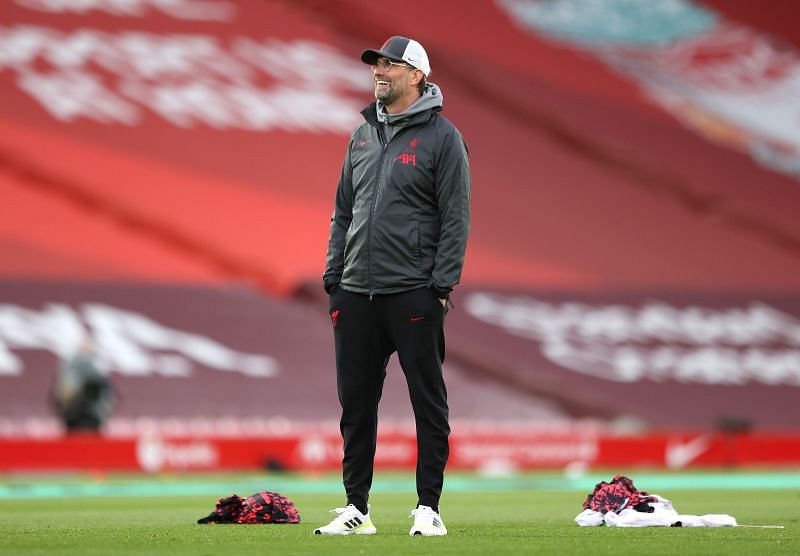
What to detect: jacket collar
<box><xmin>361</xmin><ymin>101</ymin><xmax>439</xmax><ymax>130</ymax></box>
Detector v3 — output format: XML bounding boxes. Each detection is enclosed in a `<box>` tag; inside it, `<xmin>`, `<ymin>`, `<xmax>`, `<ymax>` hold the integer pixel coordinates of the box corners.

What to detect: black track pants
<box><xmin>329</xmin><ymin>286</ymin><xmax>450</xmax><ymax>510</ymax></box>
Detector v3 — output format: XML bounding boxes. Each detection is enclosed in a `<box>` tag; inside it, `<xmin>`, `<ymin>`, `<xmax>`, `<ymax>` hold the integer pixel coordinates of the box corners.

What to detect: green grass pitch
<box><xmin>0</xmin><ymin>473</ymin><xmax>797</xmax><ymax>555</ymax></box>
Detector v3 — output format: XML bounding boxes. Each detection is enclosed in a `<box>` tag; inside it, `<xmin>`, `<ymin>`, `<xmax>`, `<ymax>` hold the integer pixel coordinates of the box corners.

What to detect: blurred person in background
<box><xmin>318</xmin><ymin>36</ymin><xmax>471</xmax><ymax>537</ymax></box>
<box><xmin>50</xmin><ymin>338</ymin><xmax>115</xmax><ymax>433</ymax></box>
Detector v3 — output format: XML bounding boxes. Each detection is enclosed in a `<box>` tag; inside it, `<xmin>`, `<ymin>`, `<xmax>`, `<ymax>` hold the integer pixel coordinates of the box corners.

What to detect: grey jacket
<box><xmin>323</xmin><ymin>85</ymin><xmax>471</xmax><ymax>298</ymax></box>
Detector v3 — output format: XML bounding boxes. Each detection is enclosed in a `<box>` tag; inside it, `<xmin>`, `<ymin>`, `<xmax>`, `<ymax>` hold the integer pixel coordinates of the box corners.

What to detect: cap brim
<box><xmin>361</xmin><ymin>48</ymin><xmax>404</xmax><ymax>65</ymax></box>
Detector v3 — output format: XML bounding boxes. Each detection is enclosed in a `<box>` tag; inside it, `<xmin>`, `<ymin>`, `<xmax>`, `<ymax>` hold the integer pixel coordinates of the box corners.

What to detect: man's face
<box><xmin>372</xmin><ymin>57</ymin><xmax>416</xmax><ymax>105</ymax></box>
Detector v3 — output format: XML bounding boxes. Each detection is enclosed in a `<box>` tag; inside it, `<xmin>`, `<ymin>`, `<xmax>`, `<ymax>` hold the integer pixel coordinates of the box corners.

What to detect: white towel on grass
<box><xmin>575</xmin><ymin>496</ymin><xmax>737</xmax><ymax>527</ymax></box>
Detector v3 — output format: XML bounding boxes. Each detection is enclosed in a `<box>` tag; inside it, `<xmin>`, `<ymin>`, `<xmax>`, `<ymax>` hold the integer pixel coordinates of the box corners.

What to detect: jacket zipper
<box><xmin>368</xmin><ymin>128</ymin><xmax>389</xmax><ymax>301</ymax></box>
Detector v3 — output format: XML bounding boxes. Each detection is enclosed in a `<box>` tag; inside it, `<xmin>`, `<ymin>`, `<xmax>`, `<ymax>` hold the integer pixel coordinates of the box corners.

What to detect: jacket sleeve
<box><xmin>431</xmin><ymin>129</ymin><xmax>471</xmax><ymax>295</ymax></box>
<box><xmin>323</xmin><ymin>139</ymin><xmax>354</xmax><ymax>292</ymax></box>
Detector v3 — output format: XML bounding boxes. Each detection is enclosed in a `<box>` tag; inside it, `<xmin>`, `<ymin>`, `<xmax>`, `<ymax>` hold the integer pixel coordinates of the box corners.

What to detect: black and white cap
<box><xmin>361</xmin><ymin>36</ymin><xmax>431</xmax><ymax>77</ymax></box>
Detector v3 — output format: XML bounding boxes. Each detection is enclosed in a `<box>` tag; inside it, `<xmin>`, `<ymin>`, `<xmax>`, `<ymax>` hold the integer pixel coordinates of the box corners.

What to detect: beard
<box><xmin>375</xmin><ymin>82</ymin><xmax>401</xmax><ymax>105</ymax></box>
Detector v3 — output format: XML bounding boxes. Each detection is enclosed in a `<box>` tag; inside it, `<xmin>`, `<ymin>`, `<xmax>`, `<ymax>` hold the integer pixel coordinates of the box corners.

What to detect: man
<box><xmin>315</xmin><ymin>36</ymin><xmax>470</xmax><ymax>537</ymax></box>
<box><xmin>50</xmin><ymin>339</ymin><xmax>115</xmax><ymax>432</ymax></box>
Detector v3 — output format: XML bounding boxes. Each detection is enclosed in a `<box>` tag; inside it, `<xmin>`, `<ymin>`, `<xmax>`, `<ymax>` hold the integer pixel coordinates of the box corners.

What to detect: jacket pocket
<box><xmin>343</xmin><ymin>224</ymin><xmax>355</xmax><ymax>266</ymax></box>
<box><xmin>410</xmin><ymin>221</ymin><xmax>421</xmax><ymax>270</ymax></box>
<box><xmin>418</xmin><ymin>220</ymin><xmax>438</xmax><ymax>273</ymax></box>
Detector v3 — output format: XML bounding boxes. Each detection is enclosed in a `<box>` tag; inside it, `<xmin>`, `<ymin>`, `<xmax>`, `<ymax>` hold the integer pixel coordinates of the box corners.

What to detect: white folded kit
<box><xmin>575</xmin><ymin>495</ymin><xmax>737</xmax><ymax>527</ymax></box>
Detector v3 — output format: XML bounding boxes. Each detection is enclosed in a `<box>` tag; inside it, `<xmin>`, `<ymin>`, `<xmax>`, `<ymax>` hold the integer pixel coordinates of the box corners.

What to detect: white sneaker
<box><xmin>409</xmin><ymin>505</ymin><xmax>447</xmax><ymax>536</ymax></box>
<box><xmin>314</xmin><ymin>504</ymin><xmax>376</xmax><ymax>535</ymax></box>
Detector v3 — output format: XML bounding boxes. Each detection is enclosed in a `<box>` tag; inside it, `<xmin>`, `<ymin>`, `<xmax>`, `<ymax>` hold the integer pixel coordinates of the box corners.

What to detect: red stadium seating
<box><xmin>1</xmin><ymin>0</ymin><xmax>799</xmax><ymax>442</ymax></box>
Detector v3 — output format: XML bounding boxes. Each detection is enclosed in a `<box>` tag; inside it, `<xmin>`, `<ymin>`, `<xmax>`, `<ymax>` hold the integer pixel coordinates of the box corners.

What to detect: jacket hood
<box><xmin>376</xmin><ymin>83</ymin><xmax>443</xmax><ymax>125</ymax></box>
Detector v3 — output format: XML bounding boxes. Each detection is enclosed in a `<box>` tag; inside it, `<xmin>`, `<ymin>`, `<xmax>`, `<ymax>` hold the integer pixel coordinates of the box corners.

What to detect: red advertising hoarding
<box><xmin>2</xmin><ymin>429</ymin><xmax>799</xmax><ymax>472</ymax></box>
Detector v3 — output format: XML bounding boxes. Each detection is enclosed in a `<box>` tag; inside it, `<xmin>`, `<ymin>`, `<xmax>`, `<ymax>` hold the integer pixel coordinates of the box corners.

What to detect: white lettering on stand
<box><xmin>465</xmin><ymin>292</ymin><xmax>800</xmax><ymax>385</ymax></box>
<box><xmin>0</xmin><ymin>27</ymin><xmax>372</xmax><ymax>132</ymax></box>
<box><xmin>0</xmin><ymin>303</ymin><xmax>278</xmax><ymax>378</ymax></box>
<box><xmin>16</xmin><ymin>0</ymin><xmax>237</xmax><ymax>21</ymax></box>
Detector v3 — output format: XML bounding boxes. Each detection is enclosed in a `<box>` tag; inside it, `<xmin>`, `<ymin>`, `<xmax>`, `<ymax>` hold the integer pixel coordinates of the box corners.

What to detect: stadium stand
<box><xmin>1</xmin><ymin>0</ymin><xmax>799</xmax><ymax>470</ymax></box>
